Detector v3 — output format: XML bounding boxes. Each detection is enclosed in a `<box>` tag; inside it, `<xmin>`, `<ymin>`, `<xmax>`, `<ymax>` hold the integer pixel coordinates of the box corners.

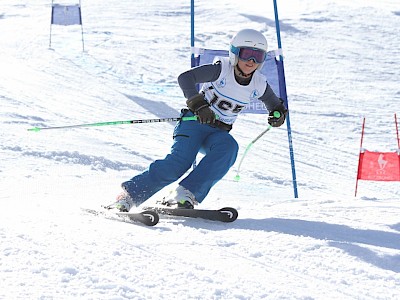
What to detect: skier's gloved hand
<box><xmin>268</xmin><ymin>100</ymin><xmax>288</xmax><ymax>127</ymax></box>
<box><xmin>186</xmin><ymin>93</ymin><xmax>216</xmax><ymax>124</ymax></box>
<box><xmin>196</xmin><ymin>106</ymin><xmax>216</xmax><ymax>124</ymax></box>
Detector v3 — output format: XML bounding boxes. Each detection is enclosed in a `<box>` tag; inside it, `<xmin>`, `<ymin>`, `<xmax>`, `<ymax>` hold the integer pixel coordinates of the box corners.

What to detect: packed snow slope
<box><xmin>0</xmin><ymin>0</ymin><xmax>399</xmax><ymax>299</ymax></box>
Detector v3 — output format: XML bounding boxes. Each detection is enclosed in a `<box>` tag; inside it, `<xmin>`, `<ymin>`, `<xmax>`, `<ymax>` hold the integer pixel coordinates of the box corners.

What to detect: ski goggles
<box><xmin>230</xmin><ymin>46</ymin><xmax>267</xmax><ymax>64</ymax></box>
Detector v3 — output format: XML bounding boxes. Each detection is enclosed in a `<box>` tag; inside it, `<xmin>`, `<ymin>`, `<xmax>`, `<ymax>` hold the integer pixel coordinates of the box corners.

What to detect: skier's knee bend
<box><xmin>157</xmin><ymin>153</ymin><xmax>194</xmax><ymax>179</ymax></box>
<box><xmin>224</xmin><ymin>137</ymin><xmax>239</xmax><ymax>166</ymax></box>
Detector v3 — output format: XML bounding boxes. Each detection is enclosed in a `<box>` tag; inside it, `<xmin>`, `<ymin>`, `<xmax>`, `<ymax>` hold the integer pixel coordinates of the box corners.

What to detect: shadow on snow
<box><xmin>235</xmin><ymin>217</ymin><xmax>400</xmax><ymax>273</ymax></box>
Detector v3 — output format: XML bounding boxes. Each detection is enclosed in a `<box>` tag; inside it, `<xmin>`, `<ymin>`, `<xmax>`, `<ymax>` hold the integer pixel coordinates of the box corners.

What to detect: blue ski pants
<box><xmin>122</xmin><ymin>110</ymin><xmax>238</xmax><ymax>203</ymax></box>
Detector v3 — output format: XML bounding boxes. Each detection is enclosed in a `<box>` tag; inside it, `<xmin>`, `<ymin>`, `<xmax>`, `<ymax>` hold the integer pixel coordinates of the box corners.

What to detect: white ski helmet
<box><xmin>229</xmin><ymin>29</ymin><xmax>268</xmax><ymax>70</ymax></box>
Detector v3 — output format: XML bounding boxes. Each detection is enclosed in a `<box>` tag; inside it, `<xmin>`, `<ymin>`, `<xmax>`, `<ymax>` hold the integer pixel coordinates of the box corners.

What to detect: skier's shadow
<box><xmin>124</xmin><ymin>94</ymin><xmax>179</xmax><ymax>119</ymax></box>
<box><xmin>390</xmin><ymin>222</ymin><xmax>400</xmax><ymax>232</ymax></box>
<box><xmin>234</xmin><ymin>217</ymin><xmax>400</xmax><ymax>273</ymax></box>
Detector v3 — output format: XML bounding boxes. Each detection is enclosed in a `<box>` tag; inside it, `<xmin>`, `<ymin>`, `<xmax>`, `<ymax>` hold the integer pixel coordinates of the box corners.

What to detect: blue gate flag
<box><xmin>190</xmin><ymin>0</ymin><xmax>299</xmax><ymax>198</ymax></box>
<box><xmin>51</xmin><ymin>4</ymin><xmax>82</xmax><ymax>26</ymax></box>
<box><xmin>49</xmin><ymin>2</ymin><xmax>85</xmax><ymax>51</ymax></box>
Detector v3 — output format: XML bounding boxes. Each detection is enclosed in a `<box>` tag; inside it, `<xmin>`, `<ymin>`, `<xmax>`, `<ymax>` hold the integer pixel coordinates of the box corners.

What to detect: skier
<box><xmin>110</xmin><ymin>29</ymin><xmax>287</xmax><ymax>212</ymax></box>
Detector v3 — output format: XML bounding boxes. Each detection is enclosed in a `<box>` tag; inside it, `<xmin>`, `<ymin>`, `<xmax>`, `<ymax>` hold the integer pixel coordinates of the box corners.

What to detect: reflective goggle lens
<box><xmin>231</xmin><ymin>45</ymin><xmax>266</xmax><ymax>64</ymax></box>
<box><xmin>238</xmin><ymin>47</ymin><xmax>266</xmax><ymax>64</ymax></box>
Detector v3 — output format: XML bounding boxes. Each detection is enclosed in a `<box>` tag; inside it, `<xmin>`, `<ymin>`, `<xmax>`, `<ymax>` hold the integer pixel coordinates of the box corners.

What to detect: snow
<box><xmin>1</xmin><ymin>0</ymin><xmax>399</xmax><ymax>299</ymax></box>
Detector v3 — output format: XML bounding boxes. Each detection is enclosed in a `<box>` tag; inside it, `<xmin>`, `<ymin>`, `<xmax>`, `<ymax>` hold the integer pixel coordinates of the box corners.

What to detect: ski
<box><xmin>82</xmin><ymin>208</ymin><xmax>159</xmax><ymax>226</ymax></box>
<box><xmin>143</xmin><ymin>206</ymin><xmax>238</xmax><ymax>223</ymax></box>
<box><xmin>115</xmin><ymin>210</ymin><xmax>159</xmax><ymax>226</ymax></box>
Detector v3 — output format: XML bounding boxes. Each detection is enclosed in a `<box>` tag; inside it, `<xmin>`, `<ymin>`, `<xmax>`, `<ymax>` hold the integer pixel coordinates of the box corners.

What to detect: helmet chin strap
<box><xmin>235</xmin><ymin>64</ymin><xmax>255</xmax><ymax>78</ymax></box>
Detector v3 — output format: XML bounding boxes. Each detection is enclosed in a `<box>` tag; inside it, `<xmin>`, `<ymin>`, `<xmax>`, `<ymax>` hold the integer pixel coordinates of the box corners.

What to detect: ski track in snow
<box><xmin>0</xmin><ymin>0</ymin><xmax>399</xmax><ymax>299</ymax></box>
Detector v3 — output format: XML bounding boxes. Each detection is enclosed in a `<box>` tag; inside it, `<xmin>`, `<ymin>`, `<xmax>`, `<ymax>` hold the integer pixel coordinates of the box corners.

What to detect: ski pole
<box><xmin>27</xmin><ymin>116</ymin><xmax>198</xmax><ymax>132</ymax></box>
<box><xmin>234</xmin><ymin>111</ymin><xmax>281</xmax><ymax>181</ymax></box>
